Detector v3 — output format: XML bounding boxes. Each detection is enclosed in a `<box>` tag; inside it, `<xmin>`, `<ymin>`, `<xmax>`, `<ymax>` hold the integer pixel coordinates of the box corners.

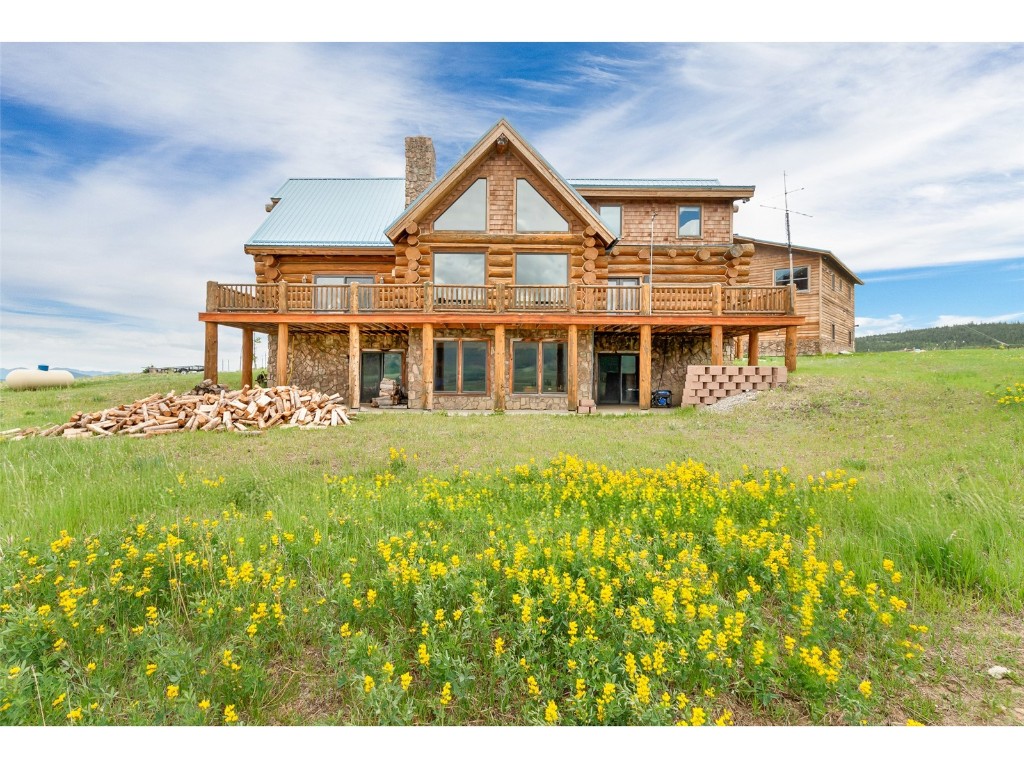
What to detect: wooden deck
<box><xmin>200</xmin><ymin>281</ymin><xmax>804</xmax><ymax>400</ymax></box>
<box><xmin>205</xmin><ymin>281</ymin><xmax>796</xmax><ymax>319</ymax></box>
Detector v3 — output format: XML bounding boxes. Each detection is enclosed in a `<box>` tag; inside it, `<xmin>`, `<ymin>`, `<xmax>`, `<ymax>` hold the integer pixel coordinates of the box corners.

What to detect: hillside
<box><xmin>857</xmin><ymin>321</ymin><xmax>1024</xmax><ymax>352</ymax></box>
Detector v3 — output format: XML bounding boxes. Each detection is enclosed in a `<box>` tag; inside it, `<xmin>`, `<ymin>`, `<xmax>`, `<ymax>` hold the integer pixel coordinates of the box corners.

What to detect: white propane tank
<box><xmin>4</xmin><ymin>367</ymin><xmax>75</xmax><ymax>390</ymax></box>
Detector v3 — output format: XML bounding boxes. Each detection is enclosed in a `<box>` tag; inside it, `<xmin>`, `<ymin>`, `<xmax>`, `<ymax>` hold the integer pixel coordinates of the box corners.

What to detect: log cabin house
<box><xmin>735</xmin><ymin>236</ymin><xmax>862</xmax><ymax>356</ymax></box>
<box><xmin>200</xmin><ymin>119</ymin><xmax>806</xmax><ymax>411</ymax></box>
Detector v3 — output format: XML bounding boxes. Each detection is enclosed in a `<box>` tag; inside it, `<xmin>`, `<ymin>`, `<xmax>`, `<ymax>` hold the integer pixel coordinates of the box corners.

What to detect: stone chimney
<box><xmin>404</xmin><ymin>136</ymin><xmax>436</xmax><ymax>207</ymax></box>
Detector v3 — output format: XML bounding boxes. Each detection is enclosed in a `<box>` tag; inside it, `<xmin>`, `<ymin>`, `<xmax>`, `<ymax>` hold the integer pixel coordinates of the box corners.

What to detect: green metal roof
<box><xmin>246</xmin><ymin>174</ymin><xmax>753</xmax><ymax>249</ymax></box>
<box><xmin>247</xmin><ymin>178</ymin><xmax>405</xmax><ymax>248</ymax></box>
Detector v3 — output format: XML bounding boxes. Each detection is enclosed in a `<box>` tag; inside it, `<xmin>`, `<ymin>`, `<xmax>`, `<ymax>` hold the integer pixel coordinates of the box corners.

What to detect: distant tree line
<box><xmin>857</xmin><ymin>322</ymin><xmax>1024</xmax><ymax>352</ymax></box>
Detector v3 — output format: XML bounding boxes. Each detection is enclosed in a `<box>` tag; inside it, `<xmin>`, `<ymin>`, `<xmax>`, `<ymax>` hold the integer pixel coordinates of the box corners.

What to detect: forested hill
<box><xmin>857</xmin><ymin>322</ymin><xmax>1024</xmax><ymax>352</ymax></box>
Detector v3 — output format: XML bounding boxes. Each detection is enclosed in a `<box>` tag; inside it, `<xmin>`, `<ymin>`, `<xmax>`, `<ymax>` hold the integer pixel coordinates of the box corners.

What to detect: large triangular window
<box><xmin>516</xmin><ymin>179</ymin><xmax>568</xmax><ymax>232</ymax></box>
<box><xmin>434</xmin><ymin>178</ymin><xmax>487</xmax><ymax>231</ymax></box>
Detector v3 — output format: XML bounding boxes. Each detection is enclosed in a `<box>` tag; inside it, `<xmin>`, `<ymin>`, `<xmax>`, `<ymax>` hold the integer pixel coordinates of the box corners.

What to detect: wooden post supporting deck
<box><xmin>785</xmin><ymin>326</ymin><xmax>798</xmax><ymax>372</ymax></box>
<box><xmin>348</xmin><ymin>324</ymin><xmax>360</xmax><ymax>410</ymax></box>
<box><xmin>276</xmin><ymin>323</ymin><xmax>289</xmax><ymax>386</ymax></box>
<box><xmin>639</xmin><ymin>325</ymin><xmax>652</xmax><ymax>411</ymax></box>
<box><xmin>241</xmin><ymin>328</ymin><xmax>253</xmax><ymax>388</ymax></box>
<box><xmin>494</xmin><ymin>324</ymin><xmax>506</xmax><ymax>411</ymax></box>
<box><xmin>733</xmin><ymin>337</ymin><xmax>742</xmax><ymax>361</ymax></box>
<box><xmin>710</xmin><ymin>326</ymin><xmax>724</xmax><ymax>366</ymax></box>
<box><xmin>747</xmin><ymin>331</ymin><xmax>760</xmax><ymax>366</ymax></box>
<box><xmin>422</xmin><ymin>323</ymin><xmax>434</xmax><ymax>411</ymax></box>
<box><xmin>204</xmin><ymin>322</ymin><xmax>219</xmax><ymax>384</ymax></box>
<box><xmin>567</xmin><ymin>324</ymin><xmax>578</xmax><ymax>411</ymax></box>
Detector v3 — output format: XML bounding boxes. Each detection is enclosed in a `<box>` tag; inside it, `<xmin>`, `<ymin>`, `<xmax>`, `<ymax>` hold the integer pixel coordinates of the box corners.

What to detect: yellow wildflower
<box><xmin>146</xmin><ymin>663</ymin><xmax>158</xmax><ymax>676</ymax></box>
<box><xmin>224</xmin><ymin>704</ymin><xmax>239</xmax><ymax>723</ymax></box>
<box><xmin>198</xmin><ymin>699</ymin><xmax>211</xmax><ymax>711</ymax></box>
<box><xmin>440</xmin><ymin>682</ymin><xmax>452</xmax><ymax>706</ymax></box>
<box><xmin>544</xmin><ymin>699</ymin><xmax>559</xmax><ymax>724</ymax></box>
<box><xmin>859</xmin><ymin>680</ymin><xmax>872</xmax><ymax>698</ymax></box>
<box><xmin>364</xmin><ymin>675</ymin><xmax>375</xmax><ymax>693</ymax></box>
<box><xmin>166</xmin><ymin>685</ymin><xmax>179</xmax><ymax>700</ymax></box>
<box><xmin>400</xmin><ymin>672</ymin><xmax>413</xmax><ymax>691</ymax></box>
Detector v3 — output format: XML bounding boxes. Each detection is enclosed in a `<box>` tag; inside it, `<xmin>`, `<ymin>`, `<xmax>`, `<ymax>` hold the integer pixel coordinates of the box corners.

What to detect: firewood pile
<box><xmin>2</xmin><ymin>385</ymin><xmax>353</xmax><ymax>440</ymax></box>
<box><xmin>370</xmin><ymin>378</ymin><xmax>400</xmax><ymax>408</ymax></box>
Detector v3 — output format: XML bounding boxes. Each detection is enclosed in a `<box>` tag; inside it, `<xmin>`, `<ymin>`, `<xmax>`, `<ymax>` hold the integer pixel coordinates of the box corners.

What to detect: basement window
<box><xmin>512</xmin><ymin>341</ymin><xmax>566</xmax><ymax>394</ymax></box>
<box><xmin>434</xmin><ymin>339</ymin><xmax>488</xmax><ymax>394</ymax></box>
<box><xmin>774</xmin><ymin>266</ymin><xmax>809</xmax><ymax>292</ymax></box>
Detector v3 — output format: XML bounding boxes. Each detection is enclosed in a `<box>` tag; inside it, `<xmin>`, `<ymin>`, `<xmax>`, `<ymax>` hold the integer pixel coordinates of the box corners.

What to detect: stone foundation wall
<box><xmin>505</xmin><ymin>394</ymin><xmax>568</xmax><ymax>410</ymax></box>
<box><xmin>434</xmin><ymin>394</ymin><xmax>495</xmax><ymax>410</ymax></box>
<box><xmin>756</xmin><ymin>338</ymin><xmax>821</xmax><ymax>357</ymax></box>
<box><xmin>268</xmin><ymin>332</ymin><xmax>350</xmax><ymax>397</ymax></box>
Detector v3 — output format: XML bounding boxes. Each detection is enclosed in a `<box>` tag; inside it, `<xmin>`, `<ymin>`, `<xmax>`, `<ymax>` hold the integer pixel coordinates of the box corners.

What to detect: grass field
<box><xmin>1</xmin><ymin>349</ymin><xmax>1022</xmax><ymax>726</ymax></box>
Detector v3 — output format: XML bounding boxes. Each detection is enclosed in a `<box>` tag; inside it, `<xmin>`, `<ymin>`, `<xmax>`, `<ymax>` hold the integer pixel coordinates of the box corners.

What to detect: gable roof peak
<box><xmin>385</xmin><ymin>119</ymin><xmax>615</xmax><ymax>245</ymax></box>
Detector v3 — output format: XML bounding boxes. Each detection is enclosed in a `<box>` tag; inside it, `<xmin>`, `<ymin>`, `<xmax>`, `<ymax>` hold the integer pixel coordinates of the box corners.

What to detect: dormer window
<box><xmin>516</xmin><ymin>179</ymin><xmax>568</xmax><ymax>232</ymax></box>
<box><xmin>435</xmin><ymin>178</ymin><xmax>487</xmax><ymax>231</ymax></box>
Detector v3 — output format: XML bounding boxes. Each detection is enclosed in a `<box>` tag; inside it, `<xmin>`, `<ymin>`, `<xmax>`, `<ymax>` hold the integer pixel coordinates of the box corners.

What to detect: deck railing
<box><xmin>723</xmin><ymin>286</ymin><xmax>791</xmax><ymax>314</ymax></box>
<box><xmin>206</xmin><ymin>281</ymin><xmax>795</xmax><ymax>317</ymax></box>
<box><xmin>432</xmin><ymin>284</ymin><xmax>496</xmax><ymax>311</ymax></box>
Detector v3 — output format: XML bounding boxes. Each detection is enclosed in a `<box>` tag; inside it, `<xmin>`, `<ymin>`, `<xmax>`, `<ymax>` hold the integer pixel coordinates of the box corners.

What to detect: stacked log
<box><xmin>371</xmin><ymin>378</ymin><xmax>400</xmax><ymax>408</ymax></box>
<box><xmin>3</xmin><ymin>385</ymin><xmax>353</xmax><ymax>440</ymax></box>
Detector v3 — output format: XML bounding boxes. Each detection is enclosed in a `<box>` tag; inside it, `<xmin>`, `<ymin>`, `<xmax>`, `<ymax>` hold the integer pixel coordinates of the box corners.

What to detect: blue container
<box><xmin>38</xmin><ymin>364</ymin><xmax>49</xmax><ymax>371</ymax></box>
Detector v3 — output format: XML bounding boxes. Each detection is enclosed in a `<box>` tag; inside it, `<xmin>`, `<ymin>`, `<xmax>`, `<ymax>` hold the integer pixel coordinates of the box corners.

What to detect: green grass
<box><xmin>1</xmin><ymin>350</ymin><xmax>1022</xmax><ymax>724</ymax></box>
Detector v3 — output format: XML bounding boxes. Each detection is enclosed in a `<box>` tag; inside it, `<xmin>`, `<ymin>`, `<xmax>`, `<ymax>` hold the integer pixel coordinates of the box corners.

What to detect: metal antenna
<box><xmin>760</xmin><ymin>172</ymin><xmax>812</xmax><ymax>286</ymax></box>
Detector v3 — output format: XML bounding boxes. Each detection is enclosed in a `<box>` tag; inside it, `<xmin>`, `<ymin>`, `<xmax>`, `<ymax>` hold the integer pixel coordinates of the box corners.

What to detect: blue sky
<box><xmin>2</xmin><ymin>39</ymin><xmax>1023</xmax><ymax>371</ymax></box>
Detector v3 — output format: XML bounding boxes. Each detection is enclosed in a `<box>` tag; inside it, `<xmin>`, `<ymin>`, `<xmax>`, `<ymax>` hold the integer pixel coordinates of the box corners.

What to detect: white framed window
<box><xmin>677</xmin><ymin>206</ymin><xmax>701</xmax><ymax>237</ymax></box>
<box><xmin>598</xmin><ymin>205</ymin><xmax>622</xmax><ymax>238</ymax></box>
<box><xmin>774</xmin><ymin>266</ymin><xmax>809</xmax><ymax>292</ymax></box>
<box><xmin>435</xmin><ymin>178</ymin><xmax>487</xmax><ymax>231</ymax></box>
<box><xmin>515</xmin><ymin>179</ymin><xmax>568</xmax><ymax>232</ymax></box>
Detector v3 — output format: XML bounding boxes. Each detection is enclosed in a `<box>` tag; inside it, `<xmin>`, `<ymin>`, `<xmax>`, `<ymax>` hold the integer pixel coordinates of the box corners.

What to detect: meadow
<box><xmin>1</xmin><ymin>349</ymin><xmax>1021</xmax><ymax>726</ymax></box>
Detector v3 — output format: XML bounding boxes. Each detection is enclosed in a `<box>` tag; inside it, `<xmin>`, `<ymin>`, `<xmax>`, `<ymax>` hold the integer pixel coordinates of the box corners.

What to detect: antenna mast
<box><xmin>761</xmin><ymin>172</ymin><xmax>812</xmax><ymax>287</ymax></box>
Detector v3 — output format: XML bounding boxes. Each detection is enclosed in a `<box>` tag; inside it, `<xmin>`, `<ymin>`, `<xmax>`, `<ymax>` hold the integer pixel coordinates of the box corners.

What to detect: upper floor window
<box><xmin>774</xmin><ymin>266</ymin><xmax>809</xmax><ymax>292</ymax></box>
<box><xmin>677</xmin><ymin>206</ymin><xmax>701</xmax><ymax>237</ymax></box>
<box><xmin>435</xmin><ymin>178</ymin><xmax>487</xmax><ymax>231</ymax></box>
<box><xmin>515</xmin><ymin>253</ymin><xmax>567</xmax><ymax>285</ymax></box>
<box><xmin>516</xmin><ymin>179</ymin><xmax>568</xmax><ymax>232</ymax></box>
<box><xmin>598</xmin><ymin>205</ymin><xmax>622</xmax><ymax>238</ymax></box>
<box><xmin>433</xmin><ymin>253</ymin><xmax>485</xmax><ymax>284</ymax></box>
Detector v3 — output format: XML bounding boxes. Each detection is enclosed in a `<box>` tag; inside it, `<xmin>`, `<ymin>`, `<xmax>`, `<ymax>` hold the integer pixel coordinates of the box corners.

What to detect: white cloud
<box><xmin>0</xmin><ymin>44</ymin><xmax>486</xmax><ymax>372</ymax></box>
<box><xmin>855</xmin><ymin>314</ymin><xmax>912</xmax><ymax>336</ymax></box>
